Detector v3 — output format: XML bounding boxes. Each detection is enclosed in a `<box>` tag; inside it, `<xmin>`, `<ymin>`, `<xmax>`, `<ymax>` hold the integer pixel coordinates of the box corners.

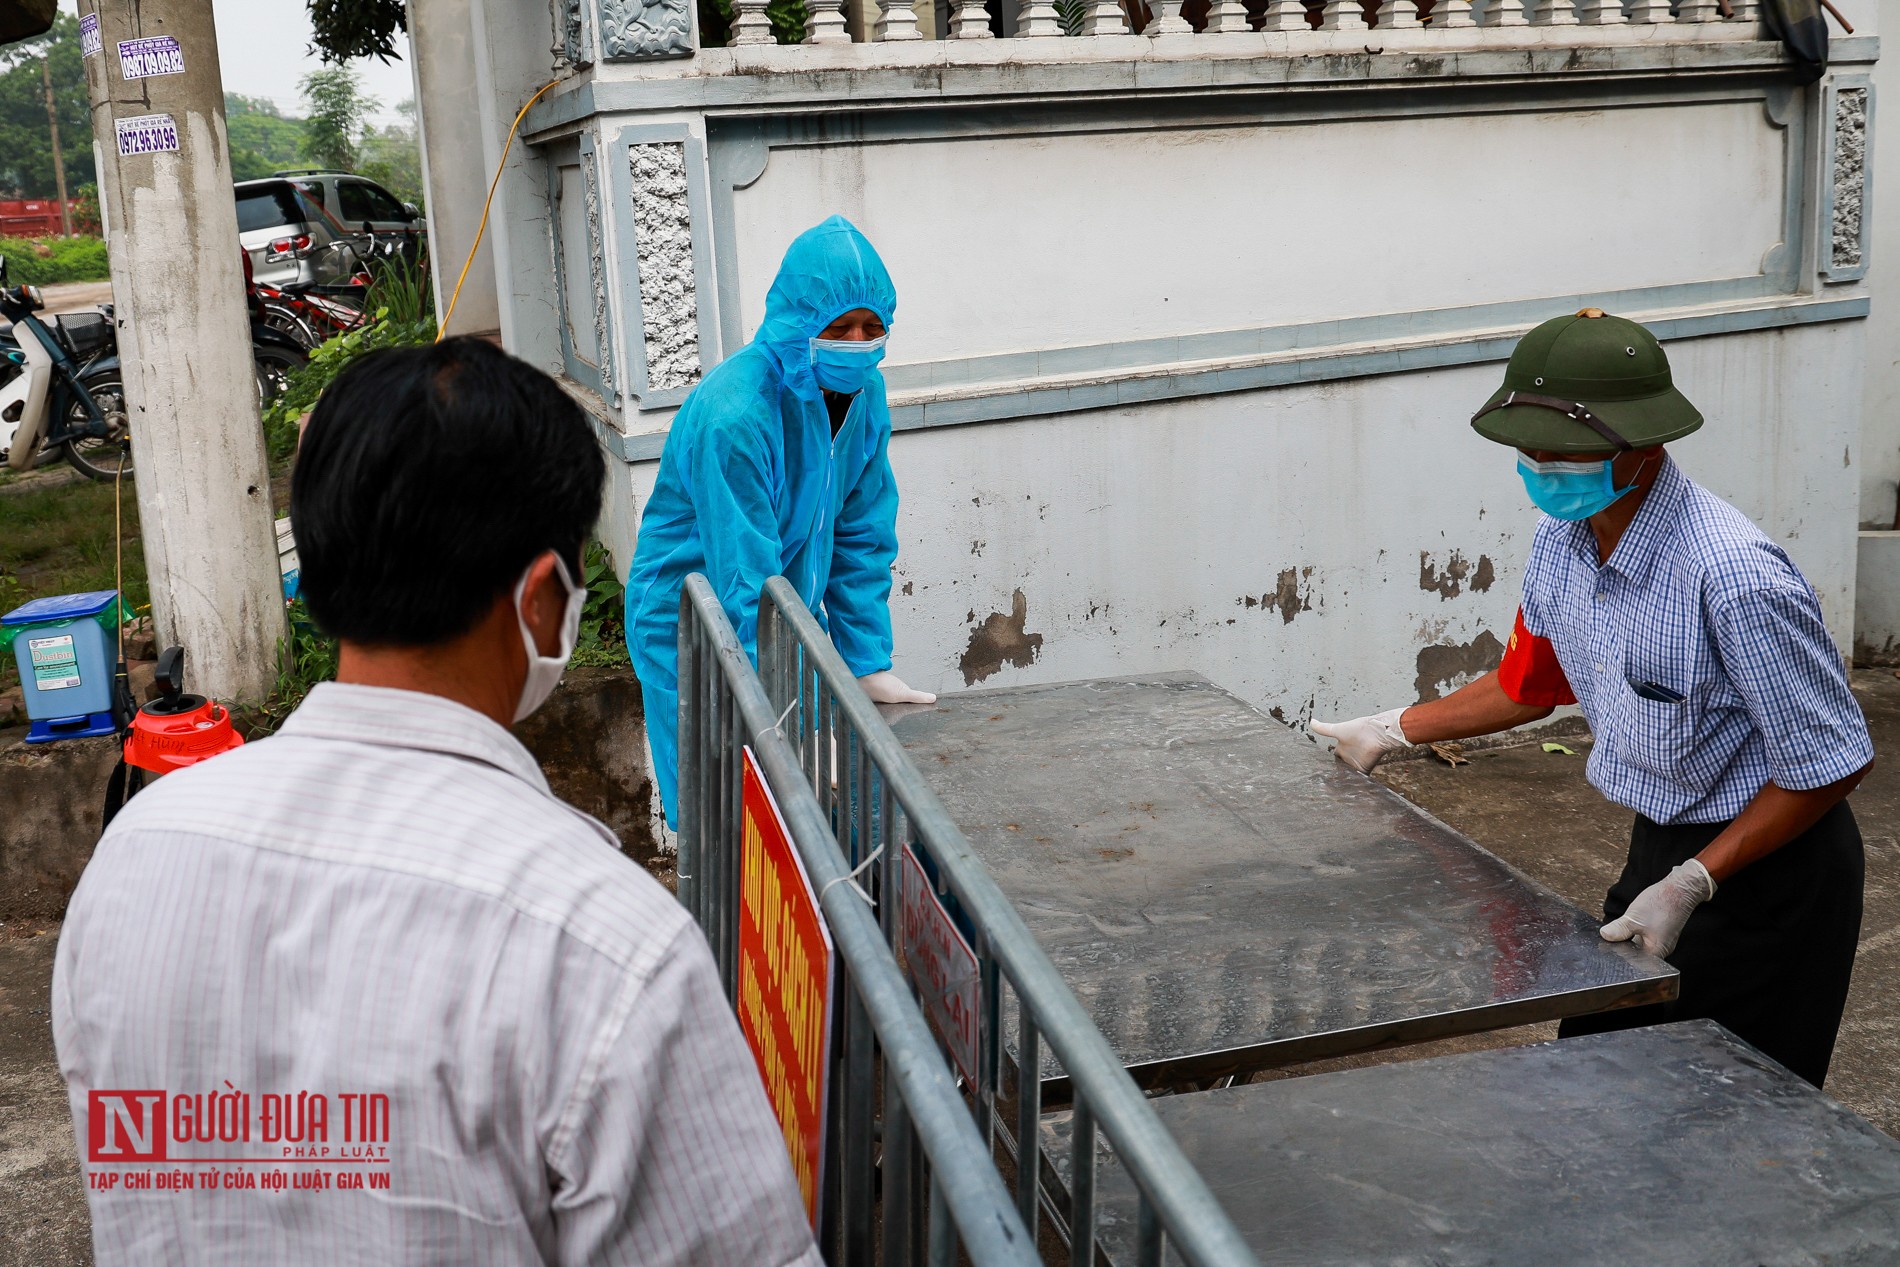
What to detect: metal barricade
<box><xmin>676</xmin><ymin>574</ymin><xmax>1039</xmax><ymax>1267</ymax></box>
<box><xmin>743</xmin><ymin>574</ymin><xmax>1259</xmax><ymax>1267</ymax></box>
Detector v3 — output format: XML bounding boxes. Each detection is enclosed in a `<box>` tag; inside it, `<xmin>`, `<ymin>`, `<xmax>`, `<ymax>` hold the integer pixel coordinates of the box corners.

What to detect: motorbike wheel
<box><xmin>261</xmin><ymin>303</ymin><xmax>319</xmax><ymax>352</ymax></box>
<box><xmin>255</xmin><ymin>343</ymin><xmax>306</xmax><ymax>407</ymax></box>
<box><xmin>62</xmin><ymin>370</ymin><xmax>131</xmax><ymax>482</ymax></box>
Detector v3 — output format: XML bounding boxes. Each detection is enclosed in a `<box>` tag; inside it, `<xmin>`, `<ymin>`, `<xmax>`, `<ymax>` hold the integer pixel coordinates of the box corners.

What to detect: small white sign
<box><xmin>115</xmin><ymin>113</ymin><xmax>180</xmax><ymax>157</ymax></box>
<box><xmin>28</xmin><ymin>634</ymin><xmax>81</xmax><ymax>691</ymax></box>
<box><xmin>118</xmin><ymin>36</ymin><xmax>185</xmax><ymax>80</ymax></box>
<box><xmin>80</xmin><ymin>14</ymin><xmax>102</xmax><ymax>58</ymax></box>
<box><xmin>901</xmin><ymin>844</ymin><xmax>981</xmax><ymax>1083</ymax></box>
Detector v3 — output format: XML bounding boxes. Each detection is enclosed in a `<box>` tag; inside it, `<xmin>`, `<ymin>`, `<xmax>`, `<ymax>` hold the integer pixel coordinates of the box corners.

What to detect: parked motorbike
<box><xmin>253</xmin><ymin>277</ymin><xmax>367</xmax><ymax>352</ymax></box>
<box><xmin>0</xmin><ymin>257</ymin><xmax>128</xmax><ymax>480</ymax></box>
<box><xmin>247</xmin><ymin>239</ymin><xmax>368</xmax><ymax>353</ymax></box>
<box><xmin>1</xmin><ymin>259</ymin><xmax>313</xmax><ymax>481</ymax></box>
<box><xmin>249</xmin><ymin>315</ymin><xmax>309</xmax><ymax>403</ymax></box>
<box><xmin>84</xmin><ymin>298</ymin><xmax>309</xmax><ymax>419</ymax></box>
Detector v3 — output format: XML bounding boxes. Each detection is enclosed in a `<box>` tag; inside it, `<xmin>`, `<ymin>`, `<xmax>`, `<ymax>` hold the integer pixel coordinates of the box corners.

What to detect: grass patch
<box><xmin>0</xmin><ymin>471</ymin><xmax>147</xmax><ymax>690</ymax></box>
<box><xmin>0</xmin><ymin>236</ymin><xmax>111</xmax><ymax>285</ymax></box>
<box><xmin>256</xmin><ymin>597</ymin><xmax>338</xmax><ymax>732</ymax></box>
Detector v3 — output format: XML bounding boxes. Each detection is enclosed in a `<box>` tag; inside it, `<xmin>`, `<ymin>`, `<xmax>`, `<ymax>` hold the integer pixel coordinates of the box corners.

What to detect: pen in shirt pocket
<box><xmin>1631</xmin><ymin>680</ymin><xmax>1687</xmax><ymax>704</ymax></box>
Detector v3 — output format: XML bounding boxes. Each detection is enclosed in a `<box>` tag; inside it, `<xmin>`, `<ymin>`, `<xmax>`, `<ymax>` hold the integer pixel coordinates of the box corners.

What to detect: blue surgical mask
<box><xmin>809</xmin><ymin>334</ymin><xmax>887</xmax><ymax>395</ymax></box>
<box><xmin>1517</xmin><ymin>453</ymin><xmax>1635</xmax><ymax>521</ymax></box>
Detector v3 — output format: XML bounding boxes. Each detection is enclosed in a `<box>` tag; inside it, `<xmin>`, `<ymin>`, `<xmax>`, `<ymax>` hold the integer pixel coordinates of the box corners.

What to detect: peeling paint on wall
<box><xmin>960</xmin><ymin>589</ymin><xmax>1045</xmax><ymax>685</ymax></box>
<box><xmin>1265</xmin><ymin>697</ymin><xmax>1315</xmax><ymax>730</ymax></box>
<box><xmin>1413</xmin><ymin>629</ymin><xmax>1506</xmax><ymax>702</ymax></box>
<box><xmin>1239</xmin><ymin>567</ymin><xmax>1315</xmax><ymax>624</ymax></box>
<box><xmin>1419</xmin><ymin>550</ymin><xmax>1495</xmax><ymax>600</ymax></box>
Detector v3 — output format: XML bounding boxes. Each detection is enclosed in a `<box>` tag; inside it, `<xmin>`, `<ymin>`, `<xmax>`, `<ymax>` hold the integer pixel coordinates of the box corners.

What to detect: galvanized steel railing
<box><xmin>738</xmin><ymin>573</ymin><xmax>1258</xmax><ymax>1267</ymax></box>
<box><xmin>676</xmin><ymin>574</ymin><xmax>1037</xmax><ymax>1266</ymax></box>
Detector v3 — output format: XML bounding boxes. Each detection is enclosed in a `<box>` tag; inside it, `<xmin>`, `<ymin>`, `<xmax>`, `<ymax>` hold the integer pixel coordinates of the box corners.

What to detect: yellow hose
<box><xmin>437</xmin><ymin>79</ymin><xmax>562</xmax><ymax>342</ymax></box>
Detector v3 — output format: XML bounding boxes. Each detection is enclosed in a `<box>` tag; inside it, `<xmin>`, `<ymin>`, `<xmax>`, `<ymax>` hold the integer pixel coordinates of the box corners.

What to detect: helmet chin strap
<box><xmin>1470</xmin><ymin>390</ymin><xmax>1634</xmax><ymax>452</ymax></box>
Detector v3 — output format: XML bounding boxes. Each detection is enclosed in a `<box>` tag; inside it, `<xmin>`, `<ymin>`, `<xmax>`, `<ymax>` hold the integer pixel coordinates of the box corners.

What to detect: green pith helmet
<box><xmin>1471</xmin><ymin>309</ymin><xmax>1703</xmax><ymax>454</ymax></box>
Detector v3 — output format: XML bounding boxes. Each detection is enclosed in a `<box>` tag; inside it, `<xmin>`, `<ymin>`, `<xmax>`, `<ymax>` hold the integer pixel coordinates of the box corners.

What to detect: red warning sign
<box><xmin>736</xmin><ymin>748</ymin><xmax>833</xmax><ymax>1226</ymax></box>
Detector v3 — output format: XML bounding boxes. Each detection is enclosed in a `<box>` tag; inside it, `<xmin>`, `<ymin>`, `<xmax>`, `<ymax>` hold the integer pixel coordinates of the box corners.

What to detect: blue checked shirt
<box><xmin>1520</xmin><ymin>455</ymin><xmax>1872</xmax><ymax>826</ymax></box>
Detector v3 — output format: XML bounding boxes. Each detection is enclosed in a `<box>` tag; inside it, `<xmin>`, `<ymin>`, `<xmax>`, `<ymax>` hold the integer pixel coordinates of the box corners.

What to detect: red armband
<box><xmin>1496</xmin><ymin>608</ymin><xmax>1575</xmax><ymax>708</ymax></box>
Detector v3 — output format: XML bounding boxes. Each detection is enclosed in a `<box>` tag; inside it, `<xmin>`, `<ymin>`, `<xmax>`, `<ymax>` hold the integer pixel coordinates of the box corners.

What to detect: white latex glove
<box><xmin>858</xmin><ymin>670</ymin><xmax>936</xmax><ymax>705</ymax></box>
<box><xmin>1599</xmin><ymin>859</ymin><xmax>1716</xmax><ymax>959</ymax></box>
<box><xmin>1308</xmin><ymin>707</ymin><xmax>1411</xmax><ymax>774</ymax></box>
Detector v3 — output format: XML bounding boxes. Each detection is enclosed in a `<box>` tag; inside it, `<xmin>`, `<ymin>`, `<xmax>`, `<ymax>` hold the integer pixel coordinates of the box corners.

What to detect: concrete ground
<box><xmin>0</xmin><ymin>922</ymin><xmax>86</xmax><ymax>1267</ymax></box>
<box><xmin>37</xmin><ymin>282</ymin><xmax>113</xmax><ymax>319</ymax></box>
<box><xmin>2</xmin><ymin>671</ymin><xmax>1896</xmax><ymax>1262</ymax></box>
<box><xmin>1371</xmin><ymin>668</ymin><xmax>1900</xmax><ymax>1138</ymax></box>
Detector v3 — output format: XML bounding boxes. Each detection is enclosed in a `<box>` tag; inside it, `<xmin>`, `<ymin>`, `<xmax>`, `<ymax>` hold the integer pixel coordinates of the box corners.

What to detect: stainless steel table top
<box><xmin>1040</xmin><ymin>1021</ymin><xmax>1900</xmax><ymax>1266</ymax></box>
<box><xmin>888</xmin><ymin>673</ymin><xmax>1675</xmax><ymax>1088</ymax></box>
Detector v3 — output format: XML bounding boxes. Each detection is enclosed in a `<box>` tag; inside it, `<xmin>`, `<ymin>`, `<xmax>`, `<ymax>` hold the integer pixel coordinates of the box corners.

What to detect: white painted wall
<box><xmin>608</xmin><ymin>320</ymin><xmax>1862</xmax><ymax>725</ymax></box>
<box><xmin>447</xmin><ymin>3</ymin><xmax>1875</xmax><ymax>699</ymax></box>
<box><xmin>729</xmin><ymin>98</ymin><xmax>1789</xmax><ymax>370</ymax></box>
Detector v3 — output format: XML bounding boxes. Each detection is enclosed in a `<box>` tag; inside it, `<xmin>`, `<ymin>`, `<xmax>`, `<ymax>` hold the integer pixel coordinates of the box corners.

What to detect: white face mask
<box><xmin>513</xmin><ymin>552</ymin><xmax>583</xmax><ymax>723</ymax></box>
<box><xmin>1517</xmin><ymin>455</ymin><xmax>1610</xmax><ymax>476</ymax></box>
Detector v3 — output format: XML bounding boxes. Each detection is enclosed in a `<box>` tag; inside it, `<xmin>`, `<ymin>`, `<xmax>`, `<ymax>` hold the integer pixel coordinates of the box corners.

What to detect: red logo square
<box><xmin>88</xmin><ymin>1091</ymin><xmax>167</xmax><ymax>1162</ymax></box>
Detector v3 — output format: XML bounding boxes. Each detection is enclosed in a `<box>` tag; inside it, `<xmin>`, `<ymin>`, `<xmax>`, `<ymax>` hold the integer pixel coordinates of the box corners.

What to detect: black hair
<box><xmin>290</xmin><ymin>337</ymin><xmax>606</xmax><ymax>647</ymax></box>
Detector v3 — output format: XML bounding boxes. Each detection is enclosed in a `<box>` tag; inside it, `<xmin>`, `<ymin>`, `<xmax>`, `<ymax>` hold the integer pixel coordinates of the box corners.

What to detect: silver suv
<box><xmin>275</xmin><ymin>170</ymin><xmax>427</xmax><ymax>270</ymax></box>
<box><xmin>235</xmin><ymin>178</ymin><xmax>361</xmax><ymax>289</ymax></box>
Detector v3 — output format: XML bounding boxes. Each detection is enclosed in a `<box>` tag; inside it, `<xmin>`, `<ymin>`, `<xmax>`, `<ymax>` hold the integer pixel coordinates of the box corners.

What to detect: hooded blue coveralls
<box><xmin>625</xmin><ymin>217</ymin><xmax>901</xmax><ymax>827</ymax></box>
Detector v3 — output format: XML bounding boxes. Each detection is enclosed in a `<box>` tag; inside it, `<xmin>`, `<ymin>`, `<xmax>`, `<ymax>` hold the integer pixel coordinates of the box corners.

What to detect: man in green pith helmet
<box><xmin>1309</xmin><ymin>308</ymin><xmax>1874</xmax><ymax>1088</ymax></box>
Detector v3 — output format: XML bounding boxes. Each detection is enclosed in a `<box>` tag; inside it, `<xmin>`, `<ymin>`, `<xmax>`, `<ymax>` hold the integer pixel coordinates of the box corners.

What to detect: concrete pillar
<box><xmin>465</xmin><ymin>0</ymin><xmax>564</xmax><ymax>373</ymax></box>
<box><xmin>76</xmin><ymin>0</ymin><xmax>282</xmax><ymax>704</ymax></box>
<box><xmin>1859</xmin><ymin>0</ymin><xmax>1900</xmax><ymax>530</ymax></box>
<box><xmin>409</xmin><ymin>0</ymin><xmax>503</xmax><ymax>336</ymax></box>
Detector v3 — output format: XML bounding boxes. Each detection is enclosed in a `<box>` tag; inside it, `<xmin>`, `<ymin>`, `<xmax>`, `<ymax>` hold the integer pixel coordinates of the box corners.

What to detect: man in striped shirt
<box><xmin>1313</xmin><ymin>310</ymin><xmax>1872</xmax><ymax>1087</ymax></box>
<box><xmin>54</xmin><ymin>339</ymin><xmax>820</xmax><ymax>1265</ymax></box>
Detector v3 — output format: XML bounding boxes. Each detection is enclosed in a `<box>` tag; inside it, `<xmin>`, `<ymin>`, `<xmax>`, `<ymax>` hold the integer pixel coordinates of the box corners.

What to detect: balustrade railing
<box><xmin>762</xmin><ymin>0</ymin><xmax>1760</xmax><ymax>44</ymax></box>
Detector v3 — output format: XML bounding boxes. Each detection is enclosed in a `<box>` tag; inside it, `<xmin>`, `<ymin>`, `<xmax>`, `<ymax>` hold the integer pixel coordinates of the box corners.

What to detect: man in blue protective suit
<box><xmin>626</xmin><ymin>216</ymin><xmax>935</xmax><ymax>829</ymax></box>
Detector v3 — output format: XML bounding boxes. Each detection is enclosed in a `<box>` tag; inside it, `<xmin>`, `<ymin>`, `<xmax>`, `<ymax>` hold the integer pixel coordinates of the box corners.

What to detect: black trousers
<box><xmin>1557</xmin><ymin>801</ymin><xmax>1864</xmax><ymax>1088</ymax></box>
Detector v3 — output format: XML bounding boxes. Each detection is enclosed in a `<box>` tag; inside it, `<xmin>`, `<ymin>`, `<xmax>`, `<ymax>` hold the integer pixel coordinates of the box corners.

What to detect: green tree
<box><xmin>225</xmin><ymin>94</ymin><xmax>307</xmax><ymax>183</ymax></box>
<box><xmin>0</xmin><ymin>14</ymin><xmax>95</xmax><ymax>199</ymax></box>
<box><xmin>697</xmin><ymin>0</ymin><xmax>810</xmax><ymax>43</ymax></box>
<box><xmin>357</xmin><ymin>99</ymin><xmax>423</xmax><ymax>208</ymax></box>
<box><xmin>308</xmin><ymin>0</ymin><xmax>407</xmax><ymax>63</ymax></box>
<box><xmin>299</xmin><ymin>67</ymin><xmax>375</xmax><ymax>172</ymax></box>
<box><xmin>71</xmin><ymin>180</ymin><xmax>99</xmax><ymax>234</ymax></box>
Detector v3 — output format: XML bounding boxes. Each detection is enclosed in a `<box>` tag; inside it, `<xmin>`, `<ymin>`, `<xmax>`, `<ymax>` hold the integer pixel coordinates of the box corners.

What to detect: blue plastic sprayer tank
<box><xmin>3</xmin><ymin>590</ymin><xmax>118</xmax><ymax>743</ymax></box>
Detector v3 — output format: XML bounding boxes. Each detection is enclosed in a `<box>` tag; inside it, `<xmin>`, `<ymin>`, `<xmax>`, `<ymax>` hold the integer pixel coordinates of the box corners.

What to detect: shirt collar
<box><xmin>1565</xmin><ymin>452</ymin><xmax>1685</xmax><ymax>584</ymax></box>
<box><xmin>276</xmin><ymin>682</ymin><xmax>550</xmax><ymax>794</ymax></box>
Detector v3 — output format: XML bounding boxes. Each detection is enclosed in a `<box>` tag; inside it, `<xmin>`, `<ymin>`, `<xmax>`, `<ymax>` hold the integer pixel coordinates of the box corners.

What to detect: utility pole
<box><xmin>41</xmin><ymin>56</ymin><xmax>70</xmax><ymax>236</ymax></box>
<box><xmin>76</xmin><ymin>0</ymin><xmax>283</xmax><ymax>705</ymax></box>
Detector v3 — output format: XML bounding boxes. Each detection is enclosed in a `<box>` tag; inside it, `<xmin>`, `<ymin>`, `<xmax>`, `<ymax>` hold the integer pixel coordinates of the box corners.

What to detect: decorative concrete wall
<box><xmin>616</xmin><ymin>321</ymin><xmax>1862</xmax><ymax>722</ymax></box>
<box><xmin>415</xmin><ymin>0</ymin><xmax>1879</xmax><ymax>716</ymax></box>
<box><xmin>628</xmin><ymin>142</ymin><xmax>701</xmax><ymax>391</ymax></box>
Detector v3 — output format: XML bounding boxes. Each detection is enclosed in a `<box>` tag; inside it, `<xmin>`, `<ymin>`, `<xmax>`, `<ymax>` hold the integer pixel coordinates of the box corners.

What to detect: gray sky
<box><xmin>59</xmin><ymin>0</ymin><xmax>415</xmax><ymax>127</ymax></box>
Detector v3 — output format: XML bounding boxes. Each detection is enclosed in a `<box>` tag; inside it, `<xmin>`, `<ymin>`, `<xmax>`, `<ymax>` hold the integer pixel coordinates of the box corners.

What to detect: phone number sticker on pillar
<box><xmin>118</xmin><ymin>37</ymin><xmax>185</xmax><ymax>80</ymax></box>
<box><xmin>115</xmin><ymin>114</ymin><xmax>180</xmax><ymax>157</ymax></box>
<box><xmin>80</xmin><ymin>14</ymin><xmax>101</xmax><ymax>58</ymax></box>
